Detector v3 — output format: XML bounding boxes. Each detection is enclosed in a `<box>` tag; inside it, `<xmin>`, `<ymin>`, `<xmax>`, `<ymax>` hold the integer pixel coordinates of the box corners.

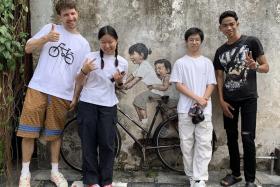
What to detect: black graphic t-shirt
<box><xmin>213</xmin><ymin>35</ymin><xmax>264</xmax><ymax>101</ymax></box>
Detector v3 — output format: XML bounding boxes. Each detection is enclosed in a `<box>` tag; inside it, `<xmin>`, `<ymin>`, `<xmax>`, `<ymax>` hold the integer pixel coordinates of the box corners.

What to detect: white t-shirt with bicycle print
<box><xmin>28</xmin><ymin>23</ymin><xmax>90</xmax><ymax>101</ymax></box>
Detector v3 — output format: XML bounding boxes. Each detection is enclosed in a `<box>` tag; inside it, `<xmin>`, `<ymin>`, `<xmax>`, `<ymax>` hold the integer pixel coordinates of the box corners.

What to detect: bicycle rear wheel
<box><xmin>60</xmin><ymin>117</ymin><xmax>122</xmax><ymax>172</ymax></box>
<box><xmin>153</xmin><ymin>114</ymin><xmax>184</xmax><ymax>173</ymax></box>
<box><xmin>153</xmin><ymin>115</ymin><xmax>217</xmax><ymax>174</ymax></box>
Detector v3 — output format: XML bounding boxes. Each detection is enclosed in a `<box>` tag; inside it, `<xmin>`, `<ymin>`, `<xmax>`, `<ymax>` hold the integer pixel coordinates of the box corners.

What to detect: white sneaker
<box><xmin>71</xmin><ymin>181</ymin><xmax>83</xmax><ymax>187</ymax></box>
<box><xmin>51</xmin><ymin>171</ymin><xmax>68</xmax><ymax>187</ymax></box>
<box><xmin>193</xmin><ymin>180</ymin><xmax>206</xmax><ymax>187</ymax></box>
<box><xmin>19</xmin><ymin>173</ymin><xmax>31</xmax><ymax>187</ymax></box>
<box><xmin>189</xmin><ymin>178</ymin><xmax>195</xmax><ymax>187</ymax></box>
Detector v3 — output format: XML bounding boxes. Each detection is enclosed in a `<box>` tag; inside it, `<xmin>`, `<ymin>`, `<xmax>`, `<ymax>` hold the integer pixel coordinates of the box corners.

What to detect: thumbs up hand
<box><xmin>47</xmin><ymin>24</ymin><xmax>60</xmax><ymax>42</ymax></box>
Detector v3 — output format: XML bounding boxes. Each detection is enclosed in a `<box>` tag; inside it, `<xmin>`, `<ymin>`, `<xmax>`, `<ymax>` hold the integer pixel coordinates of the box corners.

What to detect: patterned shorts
<box><xmin>17</xmin><ymin>88</ymin><xmax>70</xmax><ymax>141</ymax></box>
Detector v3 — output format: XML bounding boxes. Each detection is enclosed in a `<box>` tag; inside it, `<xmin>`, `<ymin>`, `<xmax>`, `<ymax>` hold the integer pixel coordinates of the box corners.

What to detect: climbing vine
<box><xmin>0</xmin><ymin>0</ymin><xmax>29</xmax><ymax>180</ymax></box>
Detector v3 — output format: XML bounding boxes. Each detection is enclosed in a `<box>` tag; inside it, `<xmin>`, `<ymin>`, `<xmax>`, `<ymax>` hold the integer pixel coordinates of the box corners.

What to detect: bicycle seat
<box><xmin>161</xmin><ymin>96</ymin><xmax>169</xmax><ymax>104</ymax></box>
<box><xmin>148</xmin><ymin>95</ymin><xmax>169</xmax><ymax>104</ymax></box>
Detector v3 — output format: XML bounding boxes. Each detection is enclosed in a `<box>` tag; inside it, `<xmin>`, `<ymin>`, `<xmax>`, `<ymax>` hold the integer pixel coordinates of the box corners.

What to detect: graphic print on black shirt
<box><xmin>219</xmin><ymin>39</ymin><xmax>249</xmax><ymax>91</ymax></box>
<box><xmin>214</xmin><ymin>35</ymin><xmax>264</xmax><ymax>101</ymax></box>
<box><xmin>48</xmin><ymin>42</ymin><xmax>74</xmax><ymax>65</ymax></box>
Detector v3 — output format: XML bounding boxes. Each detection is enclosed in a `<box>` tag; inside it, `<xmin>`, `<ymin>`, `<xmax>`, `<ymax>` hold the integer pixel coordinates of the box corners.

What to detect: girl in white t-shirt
<box><xmin>71</xmin><ymin>25</ymin><xmax>128</xmax><ymax>187</ymax></box>
<box><xmin>123</xmin><ymin>43</ymin><xmax>163</xmax><ymax>125</ymax></box>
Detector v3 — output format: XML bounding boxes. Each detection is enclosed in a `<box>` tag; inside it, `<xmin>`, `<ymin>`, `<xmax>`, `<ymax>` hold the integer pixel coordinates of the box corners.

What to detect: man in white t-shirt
<box><xmin>16</xmin><ymin>1</ymin><xmax>90</xmax><ymax>187</ymax></box>
<box><xmin>170</xmin><ymin>28</ymin><xmax>216</xmax><ymax>187</ymax></box>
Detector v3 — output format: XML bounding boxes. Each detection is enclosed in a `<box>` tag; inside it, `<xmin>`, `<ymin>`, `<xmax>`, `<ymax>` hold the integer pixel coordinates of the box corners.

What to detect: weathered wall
<box><xmin>31</xmin><ymin>0</ymin><xmax>280</xmax><ymax>170</ymax></box>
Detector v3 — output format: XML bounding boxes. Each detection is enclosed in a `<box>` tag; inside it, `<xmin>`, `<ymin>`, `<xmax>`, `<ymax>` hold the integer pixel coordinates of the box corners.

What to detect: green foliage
<box><xmin>0</xmin><ymin>0</ymin><xmax>28</xmax><ymax>71</ymax></box>
<box><xmin>0</xmin><ymin>0</ymin><xmax>29</xmax><ymax>177</ymax></box>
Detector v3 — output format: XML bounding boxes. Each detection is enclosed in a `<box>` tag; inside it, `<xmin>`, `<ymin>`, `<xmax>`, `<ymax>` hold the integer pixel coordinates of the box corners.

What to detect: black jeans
<box><xmin>223</xmin><ymin>98</ymin><xmax>257</xmax><ymax>182</ymax></box>
<box><xmin>77</xmin><ymin>101</ymin><xmax>117</xmax><ymax>186</ymax></box>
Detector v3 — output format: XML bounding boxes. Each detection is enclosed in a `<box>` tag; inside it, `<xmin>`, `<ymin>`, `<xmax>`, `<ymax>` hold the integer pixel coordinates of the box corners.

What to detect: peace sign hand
<box><xmin>245</xmin><ymin>51</ymin><xmax>258</xmax><ymax>70</ymax></box>
<box><xmin>81</xmin><ymin>58</ymin><xmax>97</xmax><ymax>75</ymax></box>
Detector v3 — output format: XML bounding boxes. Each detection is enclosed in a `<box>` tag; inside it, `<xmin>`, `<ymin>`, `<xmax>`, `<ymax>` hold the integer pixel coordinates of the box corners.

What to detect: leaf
<box><xmin>0</xmin><ymin>64</ymin><xmax>3</xmax><ymax>71</ymax></box>
<box><xmin>7</xmin><ymin>59</ymin><xmax>16</xmax><ymax>70</ymax></box>
<box><xmin>19</xmin><ymin>32</ymin><xmax>28</xmax><ymax>39</ymax></box>
<box><xmin>0</xmin><ymin>4</ymin><xmax>4</xmax><ymax>12</ymax></box>
<box><xmin>24</xmin><ymin>5</ymin><xmax>28</xmax><ymax>13</ymax></box>
<box><xmin>3</xmin><ymin>51</ymin><xmax>12</xmax><ymax>60</ymax></box>
<box><xmin>8</xmin><ymin>13</ymin><xmax>14</xmax><ymax>20</ymax></box>
<box><xmin>0</xmin><ymin>45</ymin><xmax>4</xmax><ymax>53</ymax></box>
<box><xmin>0</xmin><ymin>37</ymin><xmax>6</xmax><ymax>44</ymax></box>
<box><xmin>0</xmin><ymin>26</ymin><xmax>7</xmax><ymax>34</ymax></box>
<box><xmin>11</xmin><ymin>4</ymin><xmax>15</xmax><ymax>11</ymax></box>
<box><xmin>14</xmin><ymin>52</ymin><xmax>23</xmax><ymax>58</ymax></box>
<box><xmin>12</xmin><ymin>41</ymin><xmax>22</xmax><ymax>49</ymax></box>
<box><xmin>5</xmin><ymin>42</ymin><xmax>11</xmax><ymax>51</ymax></box>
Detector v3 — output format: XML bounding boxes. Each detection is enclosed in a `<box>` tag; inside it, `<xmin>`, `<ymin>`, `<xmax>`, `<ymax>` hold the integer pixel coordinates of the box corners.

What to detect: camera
<box><xmin>188</xmin><ymin>103</ymin><xmax>205</xmax><ymax>124</ymax></box>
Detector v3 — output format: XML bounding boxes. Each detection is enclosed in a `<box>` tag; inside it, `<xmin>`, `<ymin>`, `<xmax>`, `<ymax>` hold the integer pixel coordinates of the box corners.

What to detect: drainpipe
<box><xmin>240</xmin><ymin>152</ymin><xmax>278</xmax><ymax>175</ymax></box>
<box><xmin>256</xmin><ymin>153</ymin><xmax>278</xmax><ymax>175</ymax></box>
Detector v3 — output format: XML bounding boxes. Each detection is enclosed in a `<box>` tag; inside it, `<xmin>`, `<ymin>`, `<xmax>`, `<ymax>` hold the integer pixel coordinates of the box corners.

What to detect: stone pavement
<box><xmin>5</xmin><ymin>169</ymin><xmax>280</xmax><ymax>187</ymax></box>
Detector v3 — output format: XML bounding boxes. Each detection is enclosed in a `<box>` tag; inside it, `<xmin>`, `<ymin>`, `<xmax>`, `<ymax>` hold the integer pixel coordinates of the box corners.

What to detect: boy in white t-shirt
<box><xmin>170</xmin><ymin>28</ymin><xmax>216</xmax><ymax>187</ymax></box>
<box><xmin>123</xmin><ymin>43</ymin><xmax>163</xmax><ymax>125</ymax></box>
<box><xmin>16</xmin><ymin>1</ymin><xmax>90</xmax><ymax>187</ymax></box>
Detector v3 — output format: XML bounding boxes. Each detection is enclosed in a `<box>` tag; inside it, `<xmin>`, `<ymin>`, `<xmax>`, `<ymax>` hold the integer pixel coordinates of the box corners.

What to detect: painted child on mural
<box><xmin>149</xmin><ymin>59</ymin><xmax>178</xmax><ymax>119</ymax></box>
<box><xmin>123</xmin><ymin>43</ymin><xmax>173</xmax><ymax>125</ymax></box>
<box><xmin>147</xmin><ymin>59</ymin><xmax>172</xmax><ymax>97</ymax></box>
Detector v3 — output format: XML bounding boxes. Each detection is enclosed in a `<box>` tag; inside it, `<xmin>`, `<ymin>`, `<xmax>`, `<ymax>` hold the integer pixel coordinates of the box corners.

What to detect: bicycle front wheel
<box><xmin>60</xmin><ymin>117</ymin><xmax>122</xmax><ymax>172</ymax></box>
<box><xmin>60</xmin><ymin>117</ymin><xmax>82</xmax><ymax>171</ymax></box>
<box><xmin>153</xmin><ymin>114</ymin><xmax>184</xmax><ymax>173</ymax></box>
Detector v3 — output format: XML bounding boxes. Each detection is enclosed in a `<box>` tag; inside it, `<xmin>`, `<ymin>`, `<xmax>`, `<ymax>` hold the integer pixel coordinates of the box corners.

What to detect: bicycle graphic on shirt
<box><xmin>48</xmin><ymin>43</ymin><xmax>74</xmax><ymax>64</ymax></box>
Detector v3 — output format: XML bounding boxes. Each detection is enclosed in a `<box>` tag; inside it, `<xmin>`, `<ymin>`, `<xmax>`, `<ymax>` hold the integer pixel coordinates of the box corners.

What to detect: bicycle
<box><xmin>60</xmin><ymin>96</ymin><xmax>216</xmax><ymax>174</ymax></box>
<box><xmin>48</xmin><ymin>42</ymin><xmax>74</xmax><ymax>64</ymax></box>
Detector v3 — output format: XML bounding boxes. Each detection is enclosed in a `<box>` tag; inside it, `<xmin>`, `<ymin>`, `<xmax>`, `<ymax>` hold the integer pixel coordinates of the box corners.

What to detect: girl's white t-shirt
<box><xmin>79</xmin><ymin>51</ymin><xmax>128</xmax><ymax>107</ymax></box>
<box><xmin>28</xmin><ymin>23</ymin><xmax>90</xmax><ymax>101</ymax></box>
<box><xmin>170</xmin><ymin>54</ymin><xmax>217</xmax><ymax>115</ymax></box>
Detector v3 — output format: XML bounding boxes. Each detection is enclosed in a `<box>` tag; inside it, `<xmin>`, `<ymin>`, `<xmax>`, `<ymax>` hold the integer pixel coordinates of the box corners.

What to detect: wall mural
<box><xmin>35</xmin><ymin>0</ymin><xmax>280</xmax><ymax>171</ymax></box>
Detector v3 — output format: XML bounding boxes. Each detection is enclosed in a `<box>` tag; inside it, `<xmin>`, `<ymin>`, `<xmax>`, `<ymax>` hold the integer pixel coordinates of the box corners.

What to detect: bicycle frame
<box><xmin>116</xmin><ymin>104</ymin><xmax>163</xmax><ymax>160</ymax></box>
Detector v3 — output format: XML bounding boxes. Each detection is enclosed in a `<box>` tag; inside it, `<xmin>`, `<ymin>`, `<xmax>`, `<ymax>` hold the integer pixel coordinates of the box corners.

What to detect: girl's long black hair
<box><xmin>98</xmin><ymin>25</ymin><xmax>118</xmax><ymax>69</ymax></box>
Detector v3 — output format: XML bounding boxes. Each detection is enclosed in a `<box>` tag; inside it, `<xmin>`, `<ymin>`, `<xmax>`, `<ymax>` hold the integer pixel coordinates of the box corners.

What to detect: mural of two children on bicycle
<box><xmin>122</xmin><ymin>42</ymin><xmax>178</xmax><ymax>125</ymax></box>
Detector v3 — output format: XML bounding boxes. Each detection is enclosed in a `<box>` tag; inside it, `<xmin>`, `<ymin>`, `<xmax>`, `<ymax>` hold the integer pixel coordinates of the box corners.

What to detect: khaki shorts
<box><xmin>17</xmin><ymin>88</ymin><xmax>70</xmax><ymax>141</ymax></box>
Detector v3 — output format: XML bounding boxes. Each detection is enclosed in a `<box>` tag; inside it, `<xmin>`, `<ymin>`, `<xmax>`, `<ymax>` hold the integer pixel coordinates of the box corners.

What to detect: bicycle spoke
<box><xmin>154</xmin><ymin>115</ymin><xmax>184</xmax><ymax>173</ymax></box>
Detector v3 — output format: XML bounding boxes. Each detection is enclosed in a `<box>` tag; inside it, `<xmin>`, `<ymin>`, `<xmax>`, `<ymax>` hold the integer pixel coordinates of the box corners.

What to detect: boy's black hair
<box><xmin>55</xmin><ymin>0</ymin><xmax>77</xmax><ymax>15</ymax></box>
<box><xmin>128</xmin><ymin>43</ymin><xmax>151</xmax><ymax>60</ymax></box>
<box><xmin>98</xmin><ymin>25</ymin><xmax>119</xmax><ymax>69</ymax></box>
<box><xmin>184</xmin><ymin>27</ymin><xmax>204</xmax><ymax>42</ymax></box>
<box><xmin>219</xmin><ymin>10</ymin><xmax>238</xmax><ymax>24</ymax></box>
<box><xmin>154</xmin><ymin>59</ymin><xmax>172</xmax><ymax>74</ymax></box>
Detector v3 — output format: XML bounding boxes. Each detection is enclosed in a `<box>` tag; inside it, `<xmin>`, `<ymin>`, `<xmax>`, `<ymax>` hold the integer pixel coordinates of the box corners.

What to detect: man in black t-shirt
<box><xmin>213</xmin><ymin>10</ymin><xmax>269</xmax><ymax>187</ymax></box>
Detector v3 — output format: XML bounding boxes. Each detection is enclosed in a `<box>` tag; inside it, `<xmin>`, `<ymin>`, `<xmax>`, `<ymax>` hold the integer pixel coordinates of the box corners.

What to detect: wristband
<box><xmin>255</xmin><ymin>63</ymin><xmax>260</xmax><ymax>72</ymax></box>
<box><xmin>81</xmin><ymin>68</ymin><xmax>87</xmax><ymax>75</ymax></box>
